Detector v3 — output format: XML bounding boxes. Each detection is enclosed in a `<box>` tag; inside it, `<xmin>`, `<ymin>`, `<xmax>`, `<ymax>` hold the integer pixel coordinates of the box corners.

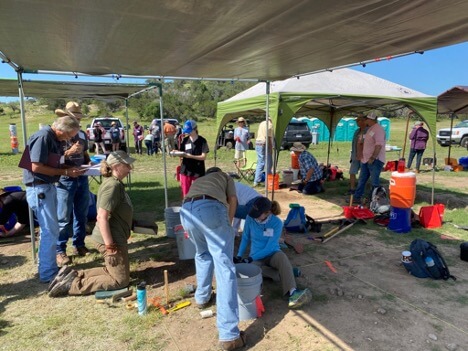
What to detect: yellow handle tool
<box><xmin>167</xmin><ymin>300</ymin><xmax>191</xmax><ymax>313</ymax></box>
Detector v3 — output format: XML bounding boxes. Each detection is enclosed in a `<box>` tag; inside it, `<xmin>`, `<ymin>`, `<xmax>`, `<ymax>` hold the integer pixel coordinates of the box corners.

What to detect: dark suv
<box><xmin>281</xmin><ymin>121</ymin><xmax>312</xmax><ymax>149</ymax></box>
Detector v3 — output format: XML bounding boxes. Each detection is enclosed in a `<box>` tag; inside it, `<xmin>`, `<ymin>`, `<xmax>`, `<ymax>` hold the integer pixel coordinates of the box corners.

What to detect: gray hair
<box><xmin>52</xmin><ymin>116</ymin><xmax>80</xmax><ymax>133</ymax></box>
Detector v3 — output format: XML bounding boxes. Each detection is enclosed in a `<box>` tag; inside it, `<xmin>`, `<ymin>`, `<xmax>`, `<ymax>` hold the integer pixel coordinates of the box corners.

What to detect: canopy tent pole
<box><xmin>17</xmin><ymin>71</ymin><xmax>37</xmax><ymax>263</ymax></box>
<box><xmin>264</xmin><ymin>81</ymin><xmax>271</xmax><ymax>197</ymax></box>
<box><xmin>326</xmin><ymin>109</ymin><xmax>335</xmax><ymax>166</ymax></box>
<box><xmin>124</xmin><ymin>99</ymin><xmax>133</xmax><ymax>189</ymax></box>
<box><xmin>158</xmin><ymin>85</ymin><xmax>169</xmax><ymax>209</ymax></box>
<box><xmin>401</xmin><ymin>113</ymin><xmax>412</xmax><ymax>160</ymax></box>
<box><xmin>446</xmin><ymin>113</ymin><xmax>455</xmax><ymax>164</ymax></box>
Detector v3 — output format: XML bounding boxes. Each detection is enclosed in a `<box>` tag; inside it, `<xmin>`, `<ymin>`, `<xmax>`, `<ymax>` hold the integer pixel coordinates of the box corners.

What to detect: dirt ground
<box><xmin>1</xmin><ymin>177</ymin><xmax>468</xmax><ymax>351</ymax></box>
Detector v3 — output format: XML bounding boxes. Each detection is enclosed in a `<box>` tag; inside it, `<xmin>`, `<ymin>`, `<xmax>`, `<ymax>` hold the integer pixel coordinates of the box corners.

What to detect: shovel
<box><xmin>322</xmin><ymin>218</ymin><xmax>366</xmax><ymax>244</ymax></box>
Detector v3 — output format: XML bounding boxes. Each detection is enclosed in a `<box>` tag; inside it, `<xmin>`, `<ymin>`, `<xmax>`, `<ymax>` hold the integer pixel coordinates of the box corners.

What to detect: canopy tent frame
<box><xmin>216</xmin><ymin>69</ymin><xmax>438</xmax><ymax>204</ymax></box>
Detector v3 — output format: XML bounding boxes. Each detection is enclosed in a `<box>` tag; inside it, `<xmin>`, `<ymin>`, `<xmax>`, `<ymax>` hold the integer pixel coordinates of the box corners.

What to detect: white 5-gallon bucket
<box><xmin>164</xmin><ymin>207</ymin><xmax>181</xmax><ymax>238</ymax></box>
<box><xmin>235</xmin><ymin>263</ymin><xmax>263</xmax><ymax>321</ymax></box>
<box><xmin>174</xmin><ymin>225</ymin><xmax>196</xmax><ymax>260</ymax></box>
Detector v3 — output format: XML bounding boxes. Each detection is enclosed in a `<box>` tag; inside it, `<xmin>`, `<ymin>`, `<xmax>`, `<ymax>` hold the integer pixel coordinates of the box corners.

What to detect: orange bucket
<box><xmin>267</xmin><ymin>173</ymin><xmax>279</xmax><ymax>190</ymax></box>
<box><xmin>389</xmin><ymin>171</ymin><xmax>416</xmax><ymax>208</ymax></box>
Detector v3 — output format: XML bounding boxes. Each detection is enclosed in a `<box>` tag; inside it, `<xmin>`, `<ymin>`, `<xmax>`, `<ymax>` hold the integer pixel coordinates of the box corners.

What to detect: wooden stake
<box><xmin>164</xmin><ymin>270</ymin><xmax>169</xmax><ymax>305</ymax></box>
<box><xmin>349</xmin><ymin>194</ymin><xmax>353</xmax><ymax>207</ymax></box>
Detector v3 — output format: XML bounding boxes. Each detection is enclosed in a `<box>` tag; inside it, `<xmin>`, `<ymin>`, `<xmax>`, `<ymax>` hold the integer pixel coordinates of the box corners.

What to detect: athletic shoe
<box><xmin>48</xmin><ymin>265</ymin><xmax>72</xmax><ymax>292</ymax></box>
<box><xmin>49</xmin><ymin>270</ymin><xmax>77</xmax><ymax>298</ymax></box>
<box><xmin>288</xmin><ymin>288</ymin><xmax>312</xmax><ymax>309</ymax></box>
<box><xmin>73</xmin><ymin>246</ymin><xmax>90</xmax><ymax>256</ymax></box>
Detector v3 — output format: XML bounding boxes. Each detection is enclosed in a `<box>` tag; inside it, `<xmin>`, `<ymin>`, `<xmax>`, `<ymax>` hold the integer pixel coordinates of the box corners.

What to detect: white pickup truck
<box><xmin>86</xmin><ymin>117</ymin><xmax>127</xmax><ymax>152</ymax></box>
<box><xmin>436</xmin><ymin>119</ymin><xmax>468</xmax><ymax>148</ymax></box>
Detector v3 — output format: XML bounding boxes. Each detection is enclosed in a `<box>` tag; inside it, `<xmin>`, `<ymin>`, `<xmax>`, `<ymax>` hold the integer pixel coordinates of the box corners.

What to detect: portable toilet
<box><xmin>334</xmin><ymin>119</ymin><xmax>347</xmax><ymax>141</ymax></box>
<box><xmin>310</xmin><ymin>118</ymin><xmax>330</xmax><ymax>141</ymax></box>
<box><xmin>346</xmin><ymin>118</ymin><xmax>358</xmax><ymax>141</ymax></box>
<box><xmin>378</xmin><ymin>117</ymin><xmax>391</xmax><ymax>140</ymax></box>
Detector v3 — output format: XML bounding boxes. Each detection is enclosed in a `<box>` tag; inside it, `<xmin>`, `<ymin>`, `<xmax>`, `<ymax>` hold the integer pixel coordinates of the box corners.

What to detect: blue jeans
<box><xmin>180</xmin><ymin>199</ymin><xmax>240</xmax><ymax>342</ymax></box>
<box><xmin>354</xmin><ymin>159</ymin><xmax>384</xmax><ymax>200</ymax></box>
<box><xmin>26</xmin><ymin>183</ymin><xmax>59</xmax><ymax>282</ymax></box>
<box><xmin>254</xmin><ymin>144</ymin><xmax>272</xmax><ymax>183</ymax></box>
<box><xmin>407</xmin><ymin>148</ymin><xmax>425</xmax><ymax>170</ymax></box>
<box><xmin>298</xmin><ymin>179</ymin><xmax>323</xmax><ymax>195</ymax></box>
<box><xmin>57</xmin><ymin>176</ymin><xmax>90</xmax><ymax>253</ymax></box>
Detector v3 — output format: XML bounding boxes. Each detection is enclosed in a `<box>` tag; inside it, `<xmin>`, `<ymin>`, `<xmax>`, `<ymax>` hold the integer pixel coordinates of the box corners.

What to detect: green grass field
<box><xmin>1</xmin><ymin>108</ymin><xmax>467</xmax><ymax>240</ymax></box>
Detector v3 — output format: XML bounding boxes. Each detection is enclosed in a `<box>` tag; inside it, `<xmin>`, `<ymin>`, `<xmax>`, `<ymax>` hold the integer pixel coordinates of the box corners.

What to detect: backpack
<box><xmin>369</xmin><ymin>186</ymin><xmax>390</xmax><ymax>214</ymax></box>
<box><xmin>110</xmin><ymin>128</ymin><xmax>120</xmax><ymax>141</ymax></box>
<box><xmin>283</xmin><ymin>204</ymin><xmax>321</xmax><ymax>233</ymax></box>
<box><xmin>405</xmin><ymin>239</ymin><xmax>456</xmax><ymax>280</ymax></box>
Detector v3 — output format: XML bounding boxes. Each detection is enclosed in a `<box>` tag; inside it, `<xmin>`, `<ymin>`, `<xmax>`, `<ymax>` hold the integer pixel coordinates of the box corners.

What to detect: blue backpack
<box><xmin>404</xmin><ymin>239</ymin><xmax>456</xmax><ymax>281</ymax></box>
<box><xmin>284</xmin><ymin>204</ymin><xmax>321</xmax><ymax>233</ymax></box>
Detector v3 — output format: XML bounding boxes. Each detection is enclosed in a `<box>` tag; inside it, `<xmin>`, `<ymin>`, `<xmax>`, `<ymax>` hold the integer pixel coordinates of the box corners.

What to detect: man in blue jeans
<box><xmin>55</xmin><ymin>102</ymin><xmax>91</xmax><ymax>266</ymax></box>
<box><xmin>353</xmin><ymin>111</ymin><xmax>386</xmax><ymax>204</ymax></box>
<box><xmin>180</xmin><ymin>167</ymin><xmax>246</xmax><ymax>351</ymax></box>
<box><xmin>254</xmin><ymin>118</ymin><xmax>274</xmax><ymax>187</ymax></box>
<box><xmin>22</xmin><ymin>115</ymin><xmax>83</xmax><ymax>283</ymax></box>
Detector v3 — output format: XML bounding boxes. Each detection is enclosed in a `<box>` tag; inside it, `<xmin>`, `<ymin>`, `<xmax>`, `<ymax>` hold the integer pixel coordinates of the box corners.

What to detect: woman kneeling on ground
<box><xmin>235</xmin><ymin>197</ymin><xmax>312</xmax><ymax>309</ymax></box>
<box><xmin>48</xmin><ymin>150</ymin><xmax>135</xmax><ymax>297</ymax></box>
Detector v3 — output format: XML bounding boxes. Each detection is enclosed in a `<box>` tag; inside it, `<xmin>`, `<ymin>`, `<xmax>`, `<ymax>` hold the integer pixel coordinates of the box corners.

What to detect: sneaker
<box><xmin>73</xmin><ymin>246</ymin><xmax>90</xmax><ymax>256</ymax></box>
<box><xmin>219</xmin><ymin>331</ymin><xmax>246</xmax><ymax>351</ymax></box>
<box><xmin>48</xmin><ymin>265</ymin><xmax>72</xmax><ymax>292</ymax></box>
<box><xmin>48</xmin><ymin>270</ymin><xmax>77</xmax><ymax>298</ymax></box>
<box><xmin>196</xmin><ymin>293</ymin><xmax>216</xmax><ymax>309</ymax></box>
<box><xmin>288</xmin><ymin>288</ymin><xmax>312</xmax><ymax>309</ymax></box>
<box><xmin>56</xmin><ymin>252</ymin><xmax>72</xmax><ymax>267</ymax></box>
<box><xmin>351</xmin><ymin>197</ymin><xmax>362</xmax><ymax>205</ymax></box>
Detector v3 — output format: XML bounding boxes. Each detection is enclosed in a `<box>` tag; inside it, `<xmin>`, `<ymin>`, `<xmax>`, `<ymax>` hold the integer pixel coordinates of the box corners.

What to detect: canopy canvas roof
<box><xmin>0</xmin><ymin>79</ymin><xmax>149</xmax><ymax>100</ymax></box>
<box><xmin>437</xmin><ymin>86</ymin><xmax>468</xmax><ymax>115</ymax></box>
<box><xmin>1</xmin><ymin>0</ymin><xmax>468</xmax><ymax>80</ymax></box>
<box><xmin>216</xmin><ymin>68</ymin><xmax>437</xmax><ymax>149</ymax></box>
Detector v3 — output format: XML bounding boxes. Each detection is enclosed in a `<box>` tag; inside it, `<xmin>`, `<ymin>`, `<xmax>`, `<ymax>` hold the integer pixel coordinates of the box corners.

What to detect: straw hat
<box><xmin>237</xmin><ymin>117</ymin><xmax>246</xmax><ymax>123</ymax></box>
<box><xmin>55</xmin><ymin>101</ymin><xmax>83</xmax><ymax>119</ymax></box>
<box><xmin>290</xmin><ymin>142</ymin><xmax>306</xmax><ymax>152</ymax></box>
<box><xmin>106</xmin><ymin>150</ymin><xmax>136</xmax><ymax>167</ymax></box>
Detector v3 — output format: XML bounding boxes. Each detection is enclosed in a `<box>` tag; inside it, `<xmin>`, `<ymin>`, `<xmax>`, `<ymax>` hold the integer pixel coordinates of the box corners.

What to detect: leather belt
<box><xmin>183</xmin><ymin>195</ymin><xmax>217</xmax><ymax>204</ymax></box>
<box><xmin>25</xmin><ymin>180</ymin><xmax>50</xmax><ymax>187</ymax></box>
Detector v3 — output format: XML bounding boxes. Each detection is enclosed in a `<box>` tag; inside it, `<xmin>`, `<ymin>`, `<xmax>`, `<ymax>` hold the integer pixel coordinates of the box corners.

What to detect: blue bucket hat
<box><xmin>183</xmin><ymin>120</ymin><xmax>197</xmax><ymax>134</ymax></box>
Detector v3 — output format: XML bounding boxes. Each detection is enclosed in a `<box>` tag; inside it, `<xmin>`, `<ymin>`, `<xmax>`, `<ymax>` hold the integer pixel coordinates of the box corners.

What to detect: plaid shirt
<box><xmin>299</xmin><ymin>151</ymin><xmax>322</xmax><ymax>182</ymax></box>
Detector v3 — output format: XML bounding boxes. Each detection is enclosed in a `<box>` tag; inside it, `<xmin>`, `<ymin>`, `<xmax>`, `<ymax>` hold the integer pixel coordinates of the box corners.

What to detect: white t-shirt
<box><xmin>235</xmin><ymin>182</ymin><xmax>261</xmax><ymax>205</ymax></box>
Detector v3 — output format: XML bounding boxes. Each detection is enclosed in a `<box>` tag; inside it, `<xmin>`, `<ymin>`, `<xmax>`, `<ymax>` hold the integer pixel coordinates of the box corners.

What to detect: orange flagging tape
<box><xmin>325</xmin><ymin>260</ymin><xmax>337</xmax><ymax>273</ymax></box>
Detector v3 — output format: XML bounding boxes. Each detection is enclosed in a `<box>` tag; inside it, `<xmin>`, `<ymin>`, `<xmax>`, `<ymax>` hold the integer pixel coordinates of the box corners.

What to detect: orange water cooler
<box><xmin>389</xmin><ymin>171</ymin><xmax>416</xmax><ymax>208</ymax></box>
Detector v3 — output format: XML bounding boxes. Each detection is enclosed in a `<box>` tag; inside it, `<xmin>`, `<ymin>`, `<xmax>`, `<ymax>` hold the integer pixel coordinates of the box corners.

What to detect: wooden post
<box><xmin>164</xmin><ymin>270</ymin><xmax>169</xmax><ymax>305</ymax></box>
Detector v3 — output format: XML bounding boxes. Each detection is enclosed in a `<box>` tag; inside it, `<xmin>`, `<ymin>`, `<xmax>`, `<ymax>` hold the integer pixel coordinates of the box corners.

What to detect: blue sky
<box><xmin>0</xmin><ymin>41</ymin><xmax>467</xmax><ymax>102</ymax></box>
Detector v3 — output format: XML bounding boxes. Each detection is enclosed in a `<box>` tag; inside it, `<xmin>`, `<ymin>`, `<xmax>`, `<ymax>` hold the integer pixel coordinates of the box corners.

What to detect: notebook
<box><xmin>18</xmin><ymin>146</ymin><xmax>61</xmax><ymax>171</ymax></box>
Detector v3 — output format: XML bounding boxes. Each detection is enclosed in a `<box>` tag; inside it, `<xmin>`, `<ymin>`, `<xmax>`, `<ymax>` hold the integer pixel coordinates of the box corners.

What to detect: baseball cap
<box><xmin>366</xmin><ymin>111</ymin><xmax>378</xmax><ymax>120</ymax></box>
<box><xmin>183</xmin><ymin>120</ymin><xmax>197</xmax><ymax>134</ymax></box>
<box><xmin>106</xmin><ymin>150</ymin><xmax>136</xmax><ymax>167</ymax></box>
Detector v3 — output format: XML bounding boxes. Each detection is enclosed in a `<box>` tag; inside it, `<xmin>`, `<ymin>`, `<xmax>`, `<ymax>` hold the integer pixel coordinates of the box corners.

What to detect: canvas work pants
<box><xmin>253</xmin><ymin>251</ymin><xmax>296</xmax><ymax>296</ymax></box>
<box><xmin>68</xmin><ymin>243</ymin><xmax>129</xmax><ymax>295</ymax></box>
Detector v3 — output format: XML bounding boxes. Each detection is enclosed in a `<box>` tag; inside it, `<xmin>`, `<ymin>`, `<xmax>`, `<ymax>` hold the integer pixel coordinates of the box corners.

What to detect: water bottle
<box><xmin>397</xmin><ymin>158</ymin><xmax>406</xmax><ymax>173</ymax></box>
<box><xmin>137</xmin><ymin>281</ymin><xmax>147</xmax><ymax>315</ymax></box>
<box><xmin>425</xmin><ymin>256</ymin><xmax>441</xmax><ymax>279</ymax></box>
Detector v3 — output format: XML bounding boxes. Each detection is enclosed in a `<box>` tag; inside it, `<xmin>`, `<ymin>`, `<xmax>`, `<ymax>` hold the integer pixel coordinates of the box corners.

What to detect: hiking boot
<box><xmin>352</xmin><ymin>197</ymin><xmax>362</xmax><ymax>205</ymax></box>
<box><xmin>196</xmin><ymin>293</ymin><xmax>216</xmax><ymax>309</ymax></box>
<box><xmin>73</xmin><ymin>246</ymin><xmax>90</xmax><ymax>256</ymax></box>
<box><xmin>48</xmin><ymin>265</ymin><xmax>72</xmax><ymax>292</ymax></box>
<box><xmin>48</xmin><ymin>270</ymin><xmax>77</xmax><ymax>298</ymax></box>
<box><xmin>219</xmin><ymin>331</ymin><xmax>246</xmax><ymax>351</ymax></box>
<box><xmin>56</xmin><ymin>252</ymin><xmax>72</xmax><ymax>267</ymax></box>
<box><xmin>288</xmin><ymin>288</ymin><xmax>312</xmax><ymax>309</ymax></box>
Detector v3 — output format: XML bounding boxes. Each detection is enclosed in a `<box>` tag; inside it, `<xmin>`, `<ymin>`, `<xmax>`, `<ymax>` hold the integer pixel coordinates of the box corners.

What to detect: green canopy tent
<box><xmin>216</xmin><ymin>68</ymin><xmax>437</xmax><ymax>201</ymax></box>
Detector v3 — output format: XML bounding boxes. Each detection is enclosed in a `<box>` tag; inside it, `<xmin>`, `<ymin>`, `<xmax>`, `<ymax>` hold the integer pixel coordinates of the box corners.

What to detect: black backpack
<box><xmin>405</xmin><ymin>239</ymin><xmax>456</xmax><ymax>281</ymax></box>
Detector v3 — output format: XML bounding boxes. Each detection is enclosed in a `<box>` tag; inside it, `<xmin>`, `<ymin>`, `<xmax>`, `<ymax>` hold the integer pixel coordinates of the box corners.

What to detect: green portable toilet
<box><xmin>310</xmin><ymin>118</ymin><xmax>330</xmax><ymax>141</ymax></box>
<box><xmin>378</xmin><ymin>117</ymin><xmax>391</xmax><ymax>140</ymax></box>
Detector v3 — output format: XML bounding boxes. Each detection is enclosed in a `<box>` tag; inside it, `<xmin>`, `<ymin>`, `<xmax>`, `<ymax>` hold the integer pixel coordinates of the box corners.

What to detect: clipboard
<box><xmin>18</xmin><ymin>146</ymin><xmax>61</xmax><ymax>171</ymax></box>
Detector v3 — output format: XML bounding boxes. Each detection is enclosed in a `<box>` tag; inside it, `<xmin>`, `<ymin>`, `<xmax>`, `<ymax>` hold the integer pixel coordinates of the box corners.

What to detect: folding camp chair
<box><xmin>234</xmin><ymin>149</ymin><xmax>257</xmax><ymax>181</ymax></box>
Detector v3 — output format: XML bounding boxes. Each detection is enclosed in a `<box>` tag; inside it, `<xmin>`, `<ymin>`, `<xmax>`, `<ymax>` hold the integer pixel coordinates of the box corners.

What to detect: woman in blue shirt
<box><xmin>236</xmin><ymin>197</ymin><xmax>312</xmax><ymax>309</ymax></box>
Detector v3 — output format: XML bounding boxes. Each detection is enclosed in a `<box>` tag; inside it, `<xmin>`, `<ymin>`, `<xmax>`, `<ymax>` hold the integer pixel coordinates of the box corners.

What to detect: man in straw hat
<box><xmin>21</xmin><ymin>115</ymin><xmax>84</xmax><ymax>283</ymax></box>
<box><xmin>290</xmin><ymin>142</ymin><xmax>324</xmax><ymax>195</ymax></box>
<box><xmin>233</xmin><ymin>117</ymin><xmax>250</xmax><ymax>168</ymax></box>
<box><xmin>54</xmin><ymin>101</ymin><xmax>92</xmax><ymax>266</ymax></box>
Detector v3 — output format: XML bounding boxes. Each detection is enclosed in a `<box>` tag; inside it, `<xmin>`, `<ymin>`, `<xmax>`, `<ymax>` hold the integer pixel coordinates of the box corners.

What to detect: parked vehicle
<box><xmin>281</xmin><ymin>121</ymin><xmax>312</xmax><ymax>149</ymax></box>
<box><xmin>86</xmin><ymin>117</ymin><xmax>127</xmax><ymax>152</ymax></box>
<box><xmin>436</xmin><ymin>120</ymin><xmax>468</xmax><ymax>148</ymax></box>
